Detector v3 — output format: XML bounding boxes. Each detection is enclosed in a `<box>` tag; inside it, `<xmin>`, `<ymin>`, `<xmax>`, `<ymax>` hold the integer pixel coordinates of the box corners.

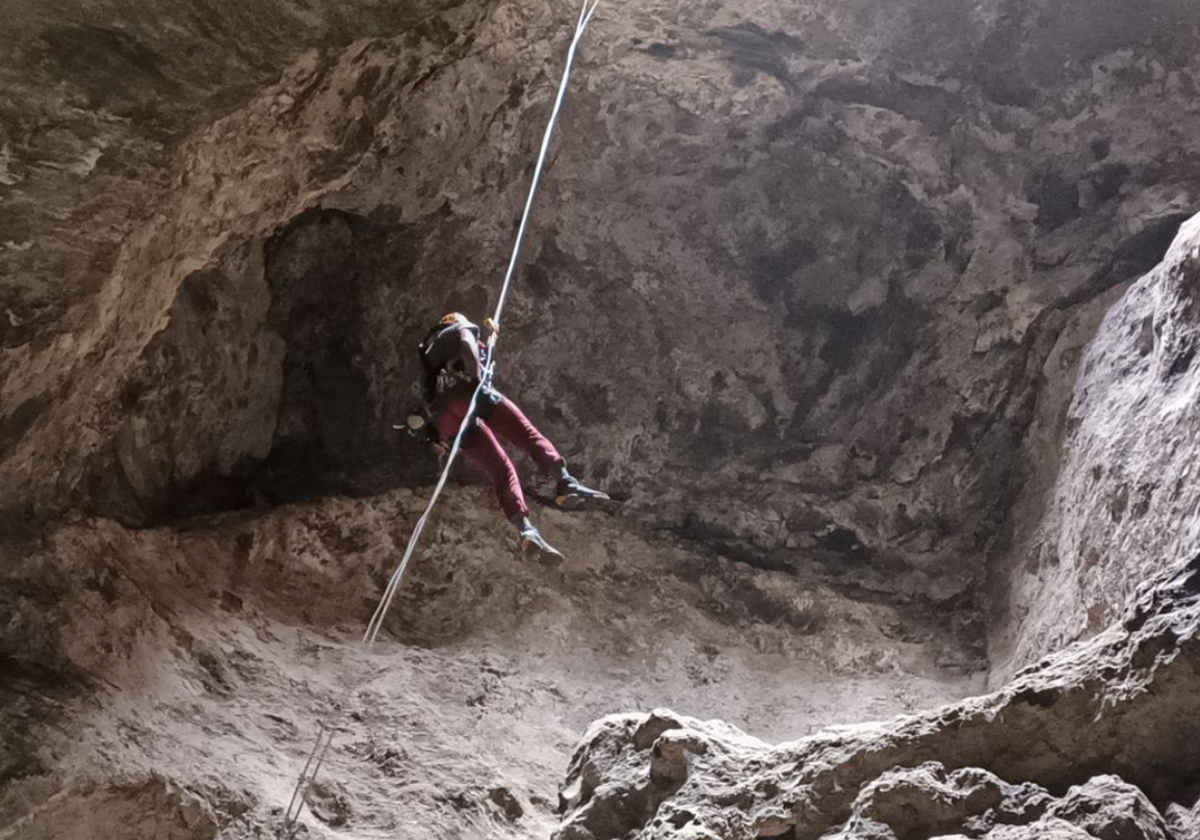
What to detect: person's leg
<box><xmin>434</xmin><ymin>392</ymin><xmax>563</xmax><ymax>561</ymax></box>
<box><xmin>486</xmin><ymin>395</ymin><xmax>564</xmax><ymax>473</ymax></box>
<box><xmin>487</xmin><ymin>394</ymin><xmax>611</xmax><ymax>507</ymax></box>
<box><xmin>436</xmin><ymin>398</ymin><xmax>528</xmax><ymax>521</ymax></box>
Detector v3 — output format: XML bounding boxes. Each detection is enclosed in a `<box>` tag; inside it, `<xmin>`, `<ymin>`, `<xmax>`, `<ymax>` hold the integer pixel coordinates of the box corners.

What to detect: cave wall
<box><xmin>0</xmin><ymin>0</ymin><xmax>478</xmax><ymax>348</ymax></box>
<box><xmin>4</xmin><ymin>0</ymin><xmax>1200</xmax><ymax>660</ymax></box>
<box><xmin>1</xmin><ymin>3</ymin><xmax>548</xmax><ymax>521</ymax></box>
<box><xmin>7</xmin><ymin>1</ymin><xmax>1200</xmax><ymax>836</ymax></box>
<box><xmin>990</xmin><ymin>215</ymin><xmax>1200</xmax><ymax>681</ymax></box>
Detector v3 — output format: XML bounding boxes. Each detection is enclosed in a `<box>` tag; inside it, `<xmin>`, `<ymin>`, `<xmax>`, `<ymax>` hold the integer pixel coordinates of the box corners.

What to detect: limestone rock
<box><xmin>1164</xmin><ymin>788</ymin><xmax>1200</xmax><ymax>840</ymax></box>
<box><xmin>4</xmin><ymin>1</ymin><xmax>1200</xmax><ymax>839</ymax></box>
<box><xmin>1045</xmin><ymin>776</ymin><xmax>1170</xmax><ymax>840</ymax></box>
<box><xmin>837</xmin><ymin>763</ymin><xmax>1051</xmax><ymax>840</ymax></box>
<box><xmin>993</xmin><ymin>214</ymin><xmax>1200</xmax><ymax>678</ymax></box>
<box><xmin>0</xmin><ymin>489</ymin><xmax>981</xmax><ymax>838</ymax></box>
<box><xmin>5</xmin><ymin>0</ymin><xmax>1200</xmax><ymax>653</ymax></box>
<box><xmin>555</xmin><ymin>557</ymin><xmax>1200</xmax><ymax>839</ymax></box>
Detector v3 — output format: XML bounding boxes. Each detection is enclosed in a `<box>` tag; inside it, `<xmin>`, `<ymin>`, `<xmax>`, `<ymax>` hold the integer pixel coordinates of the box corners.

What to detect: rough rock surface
<box><xmin>992</xmin><ymin>214</ymin><xmax>1200</xmax><ymax>679</ymax></box>
<box><xmin>5</xmin><ymin>0</ymin><xmax>1200</xmax><ymax>838</ymax></box>
<box><xmin>6</xmin><ymin>0</ymin><xmax>1200</xmax><ymax>646</ymax></box>
<box><xmin>0</xmin><ymin>490</ymin><xmax>978</xmax><ymax>838</ymax></box>
<box><xmin>554</xmin><ymin>557</ymin><xmax>1200</xmax><ymax>839</ymax></box>
<box><xmin>0</xmin><ymin>0</ymin><xmax>471</xmax><ymax>346</ymax></box>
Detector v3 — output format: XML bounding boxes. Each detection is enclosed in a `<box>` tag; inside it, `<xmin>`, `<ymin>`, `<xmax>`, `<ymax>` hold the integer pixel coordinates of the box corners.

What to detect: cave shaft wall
<box><xmin>3</xmin><ymin>0</ymin><xmax>1200</xmax><ymax>658</ymax></box>
<box><xmin>990</xmin><ymin>216</ymin><xmax>1200</xmax><ymax>680</ymax></box>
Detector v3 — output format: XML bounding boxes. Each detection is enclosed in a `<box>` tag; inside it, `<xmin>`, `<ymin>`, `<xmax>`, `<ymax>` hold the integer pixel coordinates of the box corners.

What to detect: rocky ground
<box><xmin>555</xmin><ymin>554</ymin><xmax>1200</xmax><ymax>840</ymax></box>
<box><xmin>6</xmin><ymin>0</ymin><xmax>1200</xmax><ymax>650</ymax></box>
<box><xmin>0</xmin><ymin>489</ymin><xmax>980</xmax><ymax>839</ymax></box>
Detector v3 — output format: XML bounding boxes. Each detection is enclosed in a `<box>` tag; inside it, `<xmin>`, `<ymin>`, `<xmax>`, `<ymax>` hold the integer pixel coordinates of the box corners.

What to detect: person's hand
<box><xmin>484</xmin><ymin>316</ymin><xmax>499</xmax><ymax>335</ymax></box>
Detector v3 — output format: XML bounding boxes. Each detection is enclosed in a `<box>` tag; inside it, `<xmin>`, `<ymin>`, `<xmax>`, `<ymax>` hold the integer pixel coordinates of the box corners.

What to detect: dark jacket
<box><xmin>420</xmin><ymin>321</ymin><xmax>485</xmax><ymax>405</ymax></box>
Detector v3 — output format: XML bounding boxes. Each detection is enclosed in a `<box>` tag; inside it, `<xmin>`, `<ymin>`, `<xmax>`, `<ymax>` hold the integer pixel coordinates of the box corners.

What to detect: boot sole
<box><xmin>555</xmin><ymin>492</ymin><xmax>615</xmax><ymax>511</ymax></box>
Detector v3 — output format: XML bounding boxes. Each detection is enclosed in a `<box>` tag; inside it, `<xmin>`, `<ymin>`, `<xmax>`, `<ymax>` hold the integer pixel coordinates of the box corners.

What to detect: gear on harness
<box><xmin>397</xmin><ymin>407</ymin><xmax>448</xmax><ymax>460</ymax></box>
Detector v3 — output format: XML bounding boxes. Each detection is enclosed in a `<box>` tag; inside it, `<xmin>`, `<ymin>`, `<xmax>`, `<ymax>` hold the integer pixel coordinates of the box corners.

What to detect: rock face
<box><xmin>5</xmin><ymin>0</ymin><xmax>1200</xmax><ymax>643</ymax></box>
<box><xmin>0</xmin><ymin>490</ymin><xmax>979</xmax><ymax>839</ymax></box>
<box><xmin>0</xmin><ymin>0</ymin><xmax>471</xmax><ymax>347</ymax></box>
<box><xmin>991</xmin><ymin>215</ymin><xmax>1200</xmax><ymax>680</ymax></box>
<box><xmin>542</xmin><ymin>214</ymin><xmax>1200</xmax><ymax>836</ymax></box>
<box><xmin>555</xmin><ymin>557</ymin><xmax>1200</xmax><ymax>839</ymax></box>
<box><xmin>6</xmin><ymin>0</ymin><xmax>1200</xmax><ymax>838</ymax></box>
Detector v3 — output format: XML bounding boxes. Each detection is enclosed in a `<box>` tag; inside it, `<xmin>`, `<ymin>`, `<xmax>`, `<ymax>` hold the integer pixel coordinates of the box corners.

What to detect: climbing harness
<box><xmin>282</xmin><ymin>1</ymin><xmax>600</xmax><ymax>834</ymax></box>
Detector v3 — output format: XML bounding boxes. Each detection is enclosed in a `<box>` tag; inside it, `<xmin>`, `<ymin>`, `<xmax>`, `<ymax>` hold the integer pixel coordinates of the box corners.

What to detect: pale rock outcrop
<box><xmin>993</xmin><ymin>212</ymin><xmax>1200</xmax><ymax>678</ymax></box>
<box><xmin>555</xmin><ymin>557</ymin><xmax>1200</xmax><ymax>839</ymax></box>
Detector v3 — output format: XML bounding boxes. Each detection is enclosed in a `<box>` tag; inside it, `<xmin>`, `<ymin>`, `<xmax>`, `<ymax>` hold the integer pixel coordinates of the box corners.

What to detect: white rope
<box><xmin>492</xmin><ymin>0</ymin><xmax>600</xmax><ymax>330</ymax></box>
<box><xmin>283</xmin><ymin>2</ymin><xmax>599</xmax><ymax>832</ymax></box>
<box><xmin>282</xmin><ymin>723</ymin><xmax>335</xmax><ymax>830</ymax></box>
<box><xmin>363</xmin><ymin>0</ymin><xmax>598</xmax><ymax>647</ymax></box>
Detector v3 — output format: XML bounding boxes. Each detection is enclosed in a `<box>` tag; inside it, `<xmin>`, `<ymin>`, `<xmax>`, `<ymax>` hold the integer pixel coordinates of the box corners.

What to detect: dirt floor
<box><xmin>0</xmin><ymin>487</ymin><xmax>984</xmax><ymax>839</ymax></box>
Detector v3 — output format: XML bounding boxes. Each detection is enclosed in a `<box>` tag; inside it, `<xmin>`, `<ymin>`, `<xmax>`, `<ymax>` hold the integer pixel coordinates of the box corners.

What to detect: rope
<box><xmin>363</xmin><ymin>0</ymin><xmax>599</xmax><ymax>647</ymax></box>
<box><xmin>283</xmin><ymin>2</ymin><xmax>599</xmax><ymax>833</ymax></box>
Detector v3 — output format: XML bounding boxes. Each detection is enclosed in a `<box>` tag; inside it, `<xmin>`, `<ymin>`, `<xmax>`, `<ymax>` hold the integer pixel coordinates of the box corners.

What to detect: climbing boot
<box><xmin>514</xmin><ymin>516</ymin><xmax>564</xmax><ymax>566</ymax></box>
<box><xmin>555</xmin><ymin>469</ymin><xmax>611</xmax><ymax>510</ymax></box>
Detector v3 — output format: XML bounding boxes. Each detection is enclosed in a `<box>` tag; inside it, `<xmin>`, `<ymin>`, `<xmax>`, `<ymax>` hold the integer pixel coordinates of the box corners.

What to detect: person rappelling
<box><xmin>284</xmin><ymin>4</ymin><xmax>603</xmax><ymax>830</ymax></box>
<box><xmin>410</xmin><ymin>311</ymin><xmax>610</xmax><ymax>563</ymax></box>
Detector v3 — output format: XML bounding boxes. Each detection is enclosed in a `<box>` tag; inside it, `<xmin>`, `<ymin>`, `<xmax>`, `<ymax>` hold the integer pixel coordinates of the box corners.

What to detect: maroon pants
<box><xmin>435</xmin><ymin>387</ymin><xmax>562</xmax><ymax>520</ymax></box>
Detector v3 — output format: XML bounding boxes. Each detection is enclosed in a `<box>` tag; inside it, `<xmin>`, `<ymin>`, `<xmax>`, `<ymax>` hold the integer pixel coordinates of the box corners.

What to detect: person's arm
<box><xmin>458</xmin><ymin>327</ymin><xmax>483</xmax><ymax>381</ymax></box>
<box><xmin>422</xmin><ymin>368</ymin><xmax>439</xmax><ymax>404</ymax></box>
